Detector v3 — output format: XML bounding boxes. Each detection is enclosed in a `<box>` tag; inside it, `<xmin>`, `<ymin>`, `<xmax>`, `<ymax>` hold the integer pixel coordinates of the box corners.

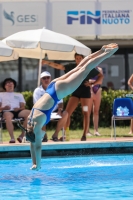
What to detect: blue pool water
<box><xmin>0</xmin><ymin>154</ymin><xmax>133</xmax><ymax>200</ymax></box>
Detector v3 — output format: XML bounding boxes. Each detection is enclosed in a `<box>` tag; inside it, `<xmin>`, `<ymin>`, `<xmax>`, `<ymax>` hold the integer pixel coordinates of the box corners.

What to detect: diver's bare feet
<box><xmin>104</xmin><ymin>43</ymin><xmax>119</xmax><ymax>55</ymax></box>
<box><xmin>102</xmin><ymin>43</ymin><xmax>118</xmax><ymax>51</ymax></box>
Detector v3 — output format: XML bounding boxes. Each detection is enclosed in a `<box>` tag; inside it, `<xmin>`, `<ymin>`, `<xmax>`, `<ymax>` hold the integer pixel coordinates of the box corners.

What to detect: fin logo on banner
<box><xmin>67</xmin><ymin>11</ymin><xmax>100</xmax><ymax>24</ymax></box>
<box><xmin>67</xmin><ymin>10</ymin><xmax>131</xmax><ymax>25</ymax></box>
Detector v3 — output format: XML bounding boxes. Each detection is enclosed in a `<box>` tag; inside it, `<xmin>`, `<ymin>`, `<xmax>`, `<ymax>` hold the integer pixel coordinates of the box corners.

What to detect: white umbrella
<box><xmin>2</xmin><ymin>27</ymin><xmax>91</xmax><ymax>85</ymax></box>
<box><xmin>0</xmin><ymin>41</ymin><xmax>18</xmax><ymax>62</ymax></box>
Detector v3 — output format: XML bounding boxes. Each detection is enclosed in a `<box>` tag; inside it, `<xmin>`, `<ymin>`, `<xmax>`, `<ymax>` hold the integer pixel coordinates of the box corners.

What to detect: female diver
<box><xmin>19</xmin><ymin>43</ymin><xmax>118</xmax><ymax>170</ymax></box>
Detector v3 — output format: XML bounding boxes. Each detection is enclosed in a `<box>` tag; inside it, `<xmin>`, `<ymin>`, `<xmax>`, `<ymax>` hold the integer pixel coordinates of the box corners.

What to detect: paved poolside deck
<box><xmin>0</xmin><ymin>137</ymin><xmax>133</xmax><ymax>158</ymax></box>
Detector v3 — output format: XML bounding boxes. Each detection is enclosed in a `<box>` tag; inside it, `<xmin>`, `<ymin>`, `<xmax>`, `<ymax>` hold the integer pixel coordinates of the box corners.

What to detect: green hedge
<box><xmin>22</xmin><ymin>91</ymin><xmax>33</xmax><ymax>110</ymax></box>
<box><xmin>22</xmin><ymin>90</ymin><xmax>133</xmax><ymax>129</ymax></box>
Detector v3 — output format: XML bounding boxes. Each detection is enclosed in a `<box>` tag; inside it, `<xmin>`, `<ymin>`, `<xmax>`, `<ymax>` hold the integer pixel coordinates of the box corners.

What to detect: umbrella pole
<box><xmin>37</xmin><ymin>50</ymin><xmax>42</xmax><ymax>86</ymax></box>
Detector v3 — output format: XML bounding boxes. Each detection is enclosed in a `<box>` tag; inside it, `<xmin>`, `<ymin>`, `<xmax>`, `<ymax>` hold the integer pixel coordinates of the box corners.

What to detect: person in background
<box><xmin>107</xmin><ymin>82</ymin><xmax>114</xmax><ymax>90</ymax></box>
<box><xmin>64</xmin><ymin>54</ymin><xmax>103</xmax><ymax>141</ymax></box>
<box><xmin>0</xmin><ymin>78</ymin><xmax>30</xmax><ymax>143</ymax></box>
<box><xmin>120</xmin><ymin>78</ymin><xmax>125</xmax><ymax>90</ymax></box>
<box><xmin>86</xmin><ymin>67</ymin><xmax>104</xmax><ymax>136</ymax></box>
<box><xmin>128</xmin><ymin>74</ymin><xmax>133</xmax><ymax>134</ymax></box>
<box><xmin>33</xmin><ymin>71</ymin><xmax>68</xmax><ymax>142</ymax></box>
<box><xmin>101</xmin><ymin>86</ymin><xmax>108</xmax><ymax>92</ymax></box>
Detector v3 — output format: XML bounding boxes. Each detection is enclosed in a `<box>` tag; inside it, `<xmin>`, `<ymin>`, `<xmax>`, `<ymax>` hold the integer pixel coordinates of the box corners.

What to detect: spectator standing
<box><xmin>86</xmin><ymin>67</ymin><xmax>104</xmax><ymax>136</ymax></box>
<box><xmin>128</xmin><ymin>74</ymin><xmax>133</xmax><ymax>134</ymax></box>
<box><xmin>64</xmin><ymin>53</ymin><xmax>103</xmax><ymax>141</ymax></box>
<box><xmin>0</xmin><ymin>78</ymin><xmax>30</xmax><ymax>143</ymax></box>
<box><xmin>33</xmin><ymin>71</ymin><xmax>68</xmax><ymax>141</ymax></box>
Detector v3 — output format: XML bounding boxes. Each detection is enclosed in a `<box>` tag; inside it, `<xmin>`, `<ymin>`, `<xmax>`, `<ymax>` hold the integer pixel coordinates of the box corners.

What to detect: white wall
<box><xmin>0</xmin><ymin>0</ymin><xmax>133</xmax><ymax>39</ymax></box>
<box><xmin>49</xmin><ymin>0</ymin><xmax>133</xmax><ymax>39</ymax></box>
<box><xmin>0</xmin><ymin>0</ymin><xmax>47</xmax><ymax>38</ymax></box>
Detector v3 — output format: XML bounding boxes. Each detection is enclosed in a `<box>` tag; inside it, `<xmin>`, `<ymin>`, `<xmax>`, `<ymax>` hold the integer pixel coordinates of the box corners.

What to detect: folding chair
<box><xmin>0</xmin><ymin>112</ymin><xmax>24</xmax><ymax>143</ymax></box>
<box><xmin>111</xmin><ymin>97</ymin><xmax>133</xmax><ymax>139</ymax></box>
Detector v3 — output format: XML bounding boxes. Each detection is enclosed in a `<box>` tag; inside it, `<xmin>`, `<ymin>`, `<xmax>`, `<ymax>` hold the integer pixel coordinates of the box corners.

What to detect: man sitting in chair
<box><xmin>33</xmin><ymin>71</ymin><xmax>68</xmax><ymax>142</ymax></box>
<box><xmin>0</xmin><ymin>78</ymin><xmax>30</xmax><ymax>143</ymax></box>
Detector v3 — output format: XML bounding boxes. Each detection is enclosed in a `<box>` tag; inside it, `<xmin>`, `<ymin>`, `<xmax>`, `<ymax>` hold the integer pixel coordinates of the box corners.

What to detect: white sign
<box><xmin>0</xmin><ymin>4</ymin><xmax>2</xmax><ymax>37</ymax></box>
<box><xmin>111</xmin><ymin>65</ymin><xmax>119</xmax><ymax>77</ymax></box>
<box><xmin>50</xmin><ymin>0</ymin><xmax>133</xmax><ymax>39</ymax></box>
<box><xmin>98</xmin><ymin>1</ymin><xmax>133</xmax><ymax>39</ymax></box>
<box><xmin>1</xmin><ymin>0</ymin><xmax>133</xmax><ymax>39</ymax></box>
<box><xmin>50</xmin><ymin>0</ymin><xmax>97</xmax><ymax>39</ymax></box>
<box><xmin>1</xmin><ymin>1</ymin><xmax>47</xmax><ymax>38</ymax></box>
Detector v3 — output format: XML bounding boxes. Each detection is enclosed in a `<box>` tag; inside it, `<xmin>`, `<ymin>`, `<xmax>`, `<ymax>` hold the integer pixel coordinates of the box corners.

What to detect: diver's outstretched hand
<box><xmin>30</xmin><ymin>164</ymin><xmax>41</xmax><ymax>171</ymax></box>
